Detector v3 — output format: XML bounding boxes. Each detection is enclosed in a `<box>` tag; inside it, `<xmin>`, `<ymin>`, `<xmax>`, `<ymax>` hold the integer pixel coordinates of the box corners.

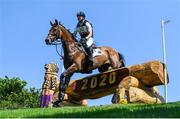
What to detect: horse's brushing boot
<box><xmin>53</xmin><ymin>91</ymin><xmax>65</xmax><ymax>107</ymax></box>
<box><xmin>53</xmin><ymin>100</ymin><xmax>61</xmax><ymax>107</ymax></box>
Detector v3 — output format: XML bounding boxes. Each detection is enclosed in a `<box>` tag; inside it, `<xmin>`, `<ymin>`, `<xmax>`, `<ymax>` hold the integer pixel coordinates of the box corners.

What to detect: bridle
<box><xmin>47</xmin><ymin>25</ymin><xmax>64</xmax><ymax>60</ymax></box>
<box><xmin>48</xmin><ymin>25</ymin><xmax>80</xmax><ymax>60</ymax></box>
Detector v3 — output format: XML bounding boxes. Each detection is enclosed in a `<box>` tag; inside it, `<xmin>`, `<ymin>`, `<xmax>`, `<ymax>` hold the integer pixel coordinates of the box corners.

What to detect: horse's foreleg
<box><xmin>58</xmin><ymin>74</ymin><xmax>73</xmax><ymax>103</ymax></box>
<box><xmin>57</xmin><ymin>64</ymin><xmax>77</xmax><ymax>106</ymax></box>
<box><xmin>60</xmin><ymin>64</ymin><xmax>78</xmax><ymax>80</ymax></box>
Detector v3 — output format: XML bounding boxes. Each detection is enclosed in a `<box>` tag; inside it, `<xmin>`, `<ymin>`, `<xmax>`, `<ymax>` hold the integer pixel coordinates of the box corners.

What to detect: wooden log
<box><xmin>128</xmin><ymin>60</ymin><xmax>169</xmax><ymax>87</ymax></box>
<box><xmin>128</xmin><ymin>87</ymin><xmax>165</xmax><ymax>103</ymax></box>
<box><xmin>111</xmin><ymin>76</ymin><xmax>164</xmax><ymax>104</ymax></box>
<box><xmin>65</xmin><ymin>60</ymin><xmax>169</xmax><ymax>100</ymax></box>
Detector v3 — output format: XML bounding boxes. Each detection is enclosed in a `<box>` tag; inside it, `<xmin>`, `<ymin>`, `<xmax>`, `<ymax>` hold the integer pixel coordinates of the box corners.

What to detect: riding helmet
<box><xmin>77</xmin><ymin>11</ymin><xmax>86</xmax><ymax>18</ymax></box>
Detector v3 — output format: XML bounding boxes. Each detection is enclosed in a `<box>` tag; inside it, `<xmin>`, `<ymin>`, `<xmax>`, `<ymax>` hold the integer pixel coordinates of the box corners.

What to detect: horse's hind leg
<box><xmin>108</xmin><ymin>51</ymin><xmax>125</xmax><ymax>69</ymax></box>
<box><xmin>98</xmin><ymin>64</ymin><xmax>112</xmax><ymax>72</ymax></box>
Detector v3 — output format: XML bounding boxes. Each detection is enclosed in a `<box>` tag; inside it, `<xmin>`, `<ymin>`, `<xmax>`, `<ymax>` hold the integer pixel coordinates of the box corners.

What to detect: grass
<box><xmin>0</xmin><ymin>102</ymin><xmax>180</xmax><ymax>118</ymax></box>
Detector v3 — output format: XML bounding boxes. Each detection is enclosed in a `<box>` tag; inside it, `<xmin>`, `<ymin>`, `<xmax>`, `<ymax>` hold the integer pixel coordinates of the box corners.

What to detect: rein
<box><xmin>50</xmin><ymin>24</ymin><xmax>80</xmax><ymax>61</ymax></box>
<box><xmin>49</xmin><ymin>40</ymin><xmax>64</xmax><ymax>60</ymax></box>
<box><xmin>51</xmin><ymin>43</ymin><xmax>64</xmax><ymax>60</ymax></box>
<box><xmin>51</xmin><ymin>42</ymin><xmax>65</xmax><ymax>74</ymax></box>
<box><xmin>56</xmin><ymin>44</ymin><xmax>64</xmax><ymax>60</ymax></box>
<box><xmin>51</xmin><ymin>40</ymin><xmax>79</xmax><ymax>61</ymax></box>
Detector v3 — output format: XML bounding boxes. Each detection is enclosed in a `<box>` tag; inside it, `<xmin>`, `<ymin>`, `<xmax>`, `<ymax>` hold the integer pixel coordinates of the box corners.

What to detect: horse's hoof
<box><xmin>53</xmin><ymin>101</ymin><xmax>60</xmax><ymax>107</ymax></box>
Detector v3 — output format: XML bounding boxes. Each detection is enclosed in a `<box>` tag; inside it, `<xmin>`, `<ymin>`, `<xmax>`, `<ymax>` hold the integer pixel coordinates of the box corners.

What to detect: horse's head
<box><xmin>45</xmin><ymin>19</ymin><xmax>63</xmax><ymax>45</ymax></box>
<box><xmin>45</xmin><ymin>19</ymin><xmax>77</xmax><ymax>45</ymax></box>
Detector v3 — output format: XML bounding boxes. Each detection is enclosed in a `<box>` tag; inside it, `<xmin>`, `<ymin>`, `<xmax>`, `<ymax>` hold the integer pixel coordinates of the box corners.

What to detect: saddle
<box><xmin>77</xmin><ymin>43</ymin><xmax>103</xmax><ymax>73</ymax></box>
<box><xmin>78</xmin><ymin>43</ymin><xmax>103</xmax><ymax>58</ymax></box>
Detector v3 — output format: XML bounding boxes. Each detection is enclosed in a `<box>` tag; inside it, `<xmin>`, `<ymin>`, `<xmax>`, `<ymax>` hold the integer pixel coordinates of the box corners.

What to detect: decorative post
<box><xmin>40</xmin><ymin>63</ymin><xmax>59</xmax><ymax>107</ymax></box>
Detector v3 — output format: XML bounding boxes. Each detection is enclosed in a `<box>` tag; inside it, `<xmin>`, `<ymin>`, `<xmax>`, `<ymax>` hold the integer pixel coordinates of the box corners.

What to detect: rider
<box><xmin>74</xmin><ymin>11</ymin><xmax>94</xmax><ymax>62</ymax></box>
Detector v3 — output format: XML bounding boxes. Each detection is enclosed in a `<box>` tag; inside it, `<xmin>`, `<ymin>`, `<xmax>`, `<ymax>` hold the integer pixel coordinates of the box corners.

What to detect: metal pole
<box><xmin>161</xmin><ymin>20</ymin><xmax>170</xmax><ymax>103</ymax></box>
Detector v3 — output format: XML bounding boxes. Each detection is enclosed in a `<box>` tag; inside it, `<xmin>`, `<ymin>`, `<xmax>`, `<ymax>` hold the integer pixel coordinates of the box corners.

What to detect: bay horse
<box><xmin>45</xmin><ymin>19</ymin><xmax>125</xmax><ymax>106</ymax></box>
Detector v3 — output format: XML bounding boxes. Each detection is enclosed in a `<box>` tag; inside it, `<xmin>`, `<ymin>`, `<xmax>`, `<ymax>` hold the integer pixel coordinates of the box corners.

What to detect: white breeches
<box><xmin>86</xmin><ymin>37</ymin><xmax>94</xmax><ymax>47</ymax></box>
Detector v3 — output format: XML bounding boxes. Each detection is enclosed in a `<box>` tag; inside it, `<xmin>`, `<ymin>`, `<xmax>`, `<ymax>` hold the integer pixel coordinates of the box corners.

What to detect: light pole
<box><xmin>161</xmin><ymin>19</ymin><xmax>170</xmax><ymax>103</ymax></box>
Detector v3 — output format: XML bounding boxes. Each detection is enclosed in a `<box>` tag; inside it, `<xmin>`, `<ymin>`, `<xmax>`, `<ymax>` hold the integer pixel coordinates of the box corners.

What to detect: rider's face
<box><xmin>77</xmin><ymin>16</ymin><xmax>84</xmax><ymax>22</ymax></box>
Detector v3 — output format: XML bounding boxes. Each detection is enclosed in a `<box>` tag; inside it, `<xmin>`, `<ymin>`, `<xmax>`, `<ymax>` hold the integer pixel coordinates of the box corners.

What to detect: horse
<box><xmin>45</xmin><ymin>19</ymin><xmax>125</xmax><ymax>106</ymax></box>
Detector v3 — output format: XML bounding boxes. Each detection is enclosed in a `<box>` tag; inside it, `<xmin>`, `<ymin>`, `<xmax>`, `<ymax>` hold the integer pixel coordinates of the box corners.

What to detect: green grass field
<box><xmin>0</xmin><ymin>102</ymin><xmax>180</xmax><ymax>118</ymax></box>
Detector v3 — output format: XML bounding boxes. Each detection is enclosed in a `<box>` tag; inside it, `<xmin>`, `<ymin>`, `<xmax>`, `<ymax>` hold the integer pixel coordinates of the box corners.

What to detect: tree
<box><xmin>0</xmin><ymin>77</ymin><xmax>41</xmax><ymax>109</ymax></box>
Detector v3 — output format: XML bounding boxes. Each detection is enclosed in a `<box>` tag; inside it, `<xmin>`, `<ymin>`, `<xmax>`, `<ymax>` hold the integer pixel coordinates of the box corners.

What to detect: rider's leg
<box><xmin>85</xmin><ymin>46</ymin><xmax>93</xmax><ymax>68</ymax></box>
<box><xmin>80</xmin><ymin>38</ymin><xmax>93</xmax><ymax>71</ymax></box>
<box><xmin>80</xmin><ymin>38</ymin><xmax>93</xmax><ymax>58</ymax></box>
<box><xmin>86</xmin><ymin>46</ymin><xmax>93</xmax><ymax>60</ymax></box>
<box><xmin>85</xmin><ymin>37</ymin><xmax>94</xmax><ymax>60</ymax></box>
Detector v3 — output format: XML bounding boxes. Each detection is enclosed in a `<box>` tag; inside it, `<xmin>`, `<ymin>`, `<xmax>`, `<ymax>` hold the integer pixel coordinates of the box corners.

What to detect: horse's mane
<box><xmin>59</xmin><ymin>22</ymin><xmax>78</xmax><ymax>42</ymax></box>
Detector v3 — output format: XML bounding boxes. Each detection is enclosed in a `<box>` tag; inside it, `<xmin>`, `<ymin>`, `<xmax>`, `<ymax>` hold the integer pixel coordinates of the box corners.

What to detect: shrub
<box><xmin>0</xmin><ymin>76</ymin><xmax>41</xmax><ymax>109</ymax></box>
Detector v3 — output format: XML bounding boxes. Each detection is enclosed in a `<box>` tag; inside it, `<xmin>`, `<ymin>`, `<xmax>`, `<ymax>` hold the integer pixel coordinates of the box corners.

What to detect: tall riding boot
<box><xmin>86</xmin><ymin>46</ymin><xmax>93</xmax><ymax>67</ymax></box>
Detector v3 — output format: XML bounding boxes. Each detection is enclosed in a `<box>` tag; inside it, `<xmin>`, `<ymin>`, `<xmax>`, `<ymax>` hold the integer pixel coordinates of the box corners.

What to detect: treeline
<box><xmin>0</xmin><ymin>76</ymin><xmax>41</xmax><ymax>109</ymax></box>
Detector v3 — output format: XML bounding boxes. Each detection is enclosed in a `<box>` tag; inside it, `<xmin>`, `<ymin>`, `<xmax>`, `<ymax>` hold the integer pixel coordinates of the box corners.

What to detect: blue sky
<box><xmin>0</xmin><ymin>0</ymin><xmax>180</xmax><ymax>106</ymax></box>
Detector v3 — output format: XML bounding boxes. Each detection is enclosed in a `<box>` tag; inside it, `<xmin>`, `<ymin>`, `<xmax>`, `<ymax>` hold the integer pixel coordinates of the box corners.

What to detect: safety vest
<box><xmin>77</xmin><ymin>20</ymin><xmax>93</xmax><ymax>38</ymax></box>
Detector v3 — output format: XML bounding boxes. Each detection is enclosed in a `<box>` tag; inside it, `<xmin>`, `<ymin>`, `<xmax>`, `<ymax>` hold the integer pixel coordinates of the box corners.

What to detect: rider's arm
<box><xmin>73</xmin><ymin>27</ymin><xmax>78</xmax><ymax>38</ymax></box>
<box><xmin>85</xmin><ymin>22</ymin><xmax>93</xmax><ymax>39</ymax></box>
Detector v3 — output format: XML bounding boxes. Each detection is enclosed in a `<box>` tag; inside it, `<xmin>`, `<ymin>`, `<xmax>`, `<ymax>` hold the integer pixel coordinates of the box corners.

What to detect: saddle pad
<box><xmin>92</xmin><ymin>48</ymin><xmax>103</xmax><ymax>57</ymax></box>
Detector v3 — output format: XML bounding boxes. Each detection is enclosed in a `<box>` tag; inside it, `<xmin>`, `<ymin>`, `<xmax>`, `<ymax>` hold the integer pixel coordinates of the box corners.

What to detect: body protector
<box><xmin>74</xmin><ymin>20</ymin><xmax>94</xmax><ymax>47</ymax></box>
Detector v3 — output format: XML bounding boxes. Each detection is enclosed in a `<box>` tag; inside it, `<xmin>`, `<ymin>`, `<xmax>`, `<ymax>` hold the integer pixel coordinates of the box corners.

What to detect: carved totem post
<box><xmin>40</xmin><ymin>63</ymin><xmax>87</xmax><ymax>107</ymax></box>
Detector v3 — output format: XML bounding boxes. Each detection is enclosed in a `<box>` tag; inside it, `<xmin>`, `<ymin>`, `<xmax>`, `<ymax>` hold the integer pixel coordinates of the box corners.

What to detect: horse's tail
<box><xmin>118</xmin><ymin>52</ymin><xmax>125</xmax><ymax>67</ymax></box>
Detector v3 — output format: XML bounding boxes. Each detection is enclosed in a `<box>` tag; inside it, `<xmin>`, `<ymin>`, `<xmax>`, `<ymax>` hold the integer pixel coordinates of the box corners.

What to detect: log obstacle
<box><xmin>66</xmin><ymin>60</ymin><xmax>168</xmax><ymax>101</ymax></box>
<box><xmin>40</xmin><ymin>60</ymin><xmax>168</xmax><ymax>107</ymax></box>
